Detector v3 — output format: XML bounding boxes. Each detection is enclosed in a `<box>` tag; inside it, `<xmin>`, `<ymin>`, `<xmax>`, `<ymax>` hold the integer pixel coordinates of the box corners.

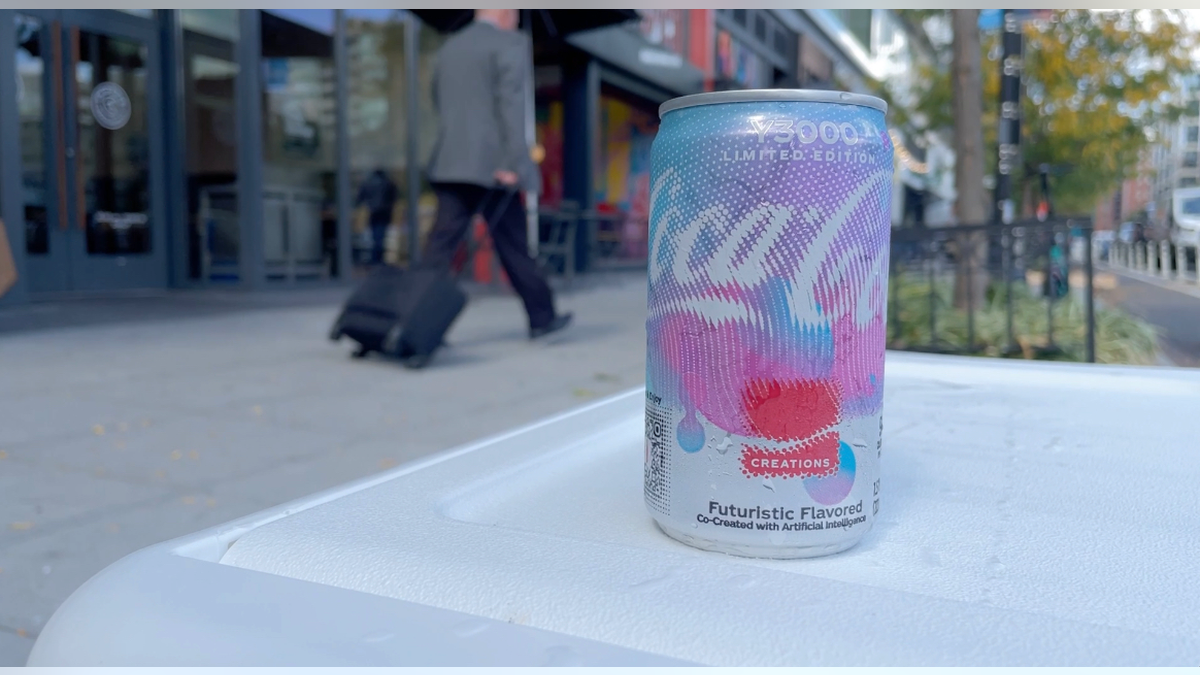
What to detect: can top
<box><xmin>659</xmin><ymin>89</ymin><xmax>888</xmax><ymax>119</ymax></box>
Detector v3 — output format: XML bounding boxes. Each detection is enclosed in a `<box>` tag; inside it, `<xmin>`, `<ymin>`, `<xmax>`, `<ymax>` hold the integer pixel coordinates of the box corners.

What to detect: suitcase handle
<box><xmin>454</xmin><ymin>187</ymin><xmax>518</xmax><ymax>281</ymax></box>
<box><xmin>476</xmin><ymin>187</ymin><xmax>517</xmax><ymax>228</ymax></box>
<box><xmin>434</xmin><ymin>186</ymin><xmax>520</xmax><ymax>281</ymax></box>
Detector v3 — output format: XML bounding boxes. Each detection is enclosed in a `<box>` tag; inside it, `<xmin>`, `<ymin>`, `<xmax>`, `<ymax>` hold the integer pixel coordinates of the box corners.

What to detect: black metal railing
<box><xmin>887</xmin><ymin>218</ymin><xmax>1096</xmax><ymax>363</ymax></box>
<box><xmin>534</xmin><ymin>204</ymin><xmax>650</xmax><ymax>279</ymax></box>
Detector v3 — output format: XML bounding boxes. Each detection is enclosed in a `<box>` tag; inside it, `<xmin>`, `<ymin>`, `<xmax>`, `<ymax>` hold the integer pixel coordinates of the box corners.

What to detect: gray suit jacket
<box><xmin>426</xmin><ymin>22</ymin><xmax>539</xmax><ymax>194</ymax></box>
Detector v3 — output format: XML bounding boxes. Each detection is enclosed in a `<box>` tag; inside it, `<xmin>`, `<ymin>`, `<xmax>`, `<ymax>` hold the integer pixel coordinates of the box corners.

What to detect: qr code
<box><xmin>644</xmin><ymin>399</ymin><xmax>671</xmax><ymax>515</ymax></box>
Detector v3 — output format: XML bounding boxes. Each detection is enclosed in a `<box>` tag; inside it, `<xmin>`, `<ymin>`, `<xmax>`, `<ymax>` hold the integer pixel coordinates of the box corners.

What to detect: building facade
<box><xmin>0</xmin><ymin>8</ymin><xmax>944</xmax><ymax>305</ymax></box>
<box><xmin>799</xmin><ymin>9</ymin><xmax>956</xmax><ymax>228</ymax></box>
<box><xmin>1149</xmin><ymin>74</ymin><xmax>1200</xmax><ymax>231</ymax></box>
<box><xmin>0</xmin><ymin>9</ymin><xmax>675</xmax><ymax>304</ymax></box>
<box><xmin>1093</xmin><ymin>164</ymin><xmax>1153</xmax><ymax>234</ymax></box>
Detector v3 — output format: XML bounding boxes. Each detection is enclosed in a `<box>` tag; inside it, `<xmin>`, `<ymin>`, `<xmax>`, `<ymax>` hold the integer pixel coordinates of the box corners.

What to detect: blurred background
<box><xmin>2</xmin><ymin>8</ymin><xmax>1200</xmax><ymax>666</ymax></box>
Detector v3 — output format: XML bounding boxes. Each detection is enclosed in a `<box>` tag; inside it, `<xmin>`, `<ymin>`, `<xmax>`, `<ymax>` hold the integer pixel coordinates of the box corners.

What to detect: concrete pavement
<box><xmin>0</xmin><ymin>272</ymin><xmax>650</xmax><ymax>665</ymax></box>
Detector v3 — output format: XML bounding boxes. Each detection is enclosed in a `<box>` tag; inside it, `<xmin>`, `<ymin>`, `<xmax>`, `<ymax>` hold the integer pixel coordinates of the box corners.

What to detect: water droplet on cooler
<box><xmin>691</xmin><ymin>522</ymin><xmax>699</xmax><ymax>529</ymax></box>
<box><xmin>988</xmin><ymin>557</ymin><xmax>1007</xmax><ymax>575</ymax></box>
<box><xmin>762</xmin><ymin>478</ymin><xmax>775</xmax><ymax>492</ymax></box>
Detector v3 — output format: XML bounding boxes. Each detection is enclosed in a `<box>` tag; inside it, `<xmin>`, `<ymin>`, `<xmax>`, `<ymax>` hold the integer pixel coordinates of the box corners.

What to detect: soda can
<box><xmin>644</xmin><ymin>90</ymin><xmax>893</xmax><ymax>559</ymax></box>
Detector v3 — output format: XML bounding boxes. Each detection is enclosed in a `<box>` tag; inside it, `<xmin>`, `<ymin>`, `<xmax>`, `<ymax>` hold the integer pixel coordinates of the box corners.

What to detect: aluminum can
<box><xmin>644</xmin><ymin>90</ymin><xmax>893</xmax><ymax>559</ymax></box>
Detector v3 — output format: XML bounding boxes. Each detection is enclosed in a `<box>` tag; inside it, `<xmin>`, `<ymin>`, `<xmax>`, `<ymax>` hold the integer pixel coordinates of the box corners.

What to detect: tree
<box><xmin>900</xmin><ymin>10</ymin><xmax>1197</xmax><ymax>217</ymax></box>
<box><xmin>889</xmin><ymin>9</ymin><xmax>1196</xmax><ymax>311</ymax></box>
<box><xmin>950</xmin><ymin>9</ymin><xmax>989</xmax><ymax>310</ymax></box>
<box><xmin>1020</xmin><ymin>10</ymin><xmax>1195</xmax><ymax>213</ymax></box>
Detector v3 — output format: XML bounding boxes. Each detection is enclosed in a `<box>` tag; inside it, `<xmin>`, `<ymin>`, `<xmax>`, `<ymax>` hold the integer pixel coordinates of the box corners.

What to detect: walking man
<box><xmin>424</xmin><ymin>8</ymin><xmax>572</xmax><ymax>340</ymax></box>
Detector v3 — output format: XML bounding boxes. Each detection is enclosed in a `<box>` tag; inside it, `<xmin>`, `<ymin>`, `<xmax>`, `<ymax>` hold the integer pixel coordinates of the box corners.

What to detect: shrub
<box><xmin>887</xmin><ymin>273</ymin><xmax>1159</xmax><ymax>365</ymax></box>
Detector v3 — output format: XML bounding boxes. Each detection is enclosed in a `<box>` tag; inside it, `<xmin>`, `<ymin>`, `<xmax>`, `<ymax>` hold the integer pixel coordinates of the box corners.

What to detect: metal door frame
<box><xmin>0</xmin><ymin>10</ymin><xmax>21</xmax><ymax>305</ymax></box>
<box><xmin>62</xmin><ymin>9</ymin><xmax>169</xmax><ymax>292</ymax></box>
<box><xmin>8</xmin><ymin>10</ymin><xmax>72</xmax><ymax>293</ymax></box>
<box><xmin>12</xmin><ymin>9</ymin><xmax>168</xmax><ymax>295</ymax></box>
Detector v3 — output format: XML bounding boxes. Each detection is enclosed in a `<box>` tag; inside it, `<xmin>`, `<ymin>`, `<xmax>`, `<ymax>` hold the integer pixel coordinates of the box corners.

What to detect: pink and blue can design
<box><xmin>644</xmin><ymin>92</ymin><xmax>893</xmax><ymax>556</ymax></box>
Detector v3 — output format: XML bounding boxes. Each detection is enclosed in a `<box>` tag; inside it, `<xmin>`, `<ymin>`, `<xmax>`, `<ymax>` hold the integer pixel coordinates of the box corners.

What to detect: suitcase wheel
<box><xmin>382</xmin><ymin>325</ymin><xmax>404</xmax><ymax>356</ymax></box>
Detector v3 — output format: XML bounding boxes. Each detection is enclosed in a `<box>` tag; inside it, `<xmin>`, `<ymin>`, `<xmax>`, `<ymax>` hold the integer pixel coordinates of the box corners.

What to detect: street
<box><xmin>0</xmin><ymin>273</ymin><xmax>650</xmax><ymax>666</ymax></box>
<box><xmin>1097</xmin><ymin>267</ymin><xmax>1200</xmax><ymax>367</ymax></box>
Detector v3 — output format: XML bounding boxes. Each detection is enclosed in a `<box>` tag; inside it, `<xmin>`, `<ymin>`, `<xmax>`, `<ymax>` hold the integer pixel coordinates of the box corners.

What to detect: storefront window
<box><xmin>715</xmin><ymin>30</ymin><xmax>770</xmax><ymax>89</ymax></box>
<box><xmin>832</xmin><ymin>10</ymin><xmax>873</xmax><ymax>53</ymax></box>
<box><xmin>535</xmin><ymin>99</ymin><xmax>565</xmax><ymax>208</ymax></box>
<box><xmin>593</xmin><ymin>87</ymin><xmax>657</xmax><ymax>262</ymax></box>
<box><xmin>181</xmin><ymin>9</ymin><xmax>239</xmax><ymax>281</ymax></box>
<box><xmin>260</xmin><ymin>9</ymin><xmax>338</xmax><ymax>281</ymax></box>
<box><xmin>799</xmin><ymin>36</ymin><xmax>834</xmax><ymax>88</ymax></box>
<box><xmin>638</xmin><ymin>10</ymin><xmax>687</xmax><ymax>58</ymax></box>
<box><xmin>344</xmin><ymin>9</ymin><xmax>406</xmax><ymax>270</ymax></box>
<box><xmin>414</xmin><ymin>18</ymin><xmax>448</xmax><ymax>263</ymax></box>
<box><xmin>533</xmin><ymin>64</ymin><xmax>564</xmax><ymax>209</ymax></box>
<box><xmin>76</xmin><ymin>31</ymin><xmax>153</xmax><ymax>257</ymax></box>
<box><xmin>714</xmin><ymin>12</ymin><xmax>795</xmax><ymax>90</ymax></box>
<box><xmin>15</xmin><ymin>15</ymin><xmax>47</xmax><ymax>256</ymax></box>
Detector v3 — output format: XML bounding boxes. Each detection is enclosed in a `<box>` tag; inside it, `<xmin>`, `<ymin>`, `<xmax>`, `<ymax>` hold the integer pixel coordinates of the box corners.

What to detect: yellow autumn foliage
<box><xmin>897</xmin><ymin>10</ymin><xmax>1197</xmax><ymax>215</ymax></box>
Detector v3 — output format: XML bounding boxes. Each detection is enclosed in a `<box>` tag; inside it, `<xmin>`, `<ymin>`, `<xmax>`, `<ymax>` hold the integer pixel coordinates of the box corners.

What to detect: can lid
<box><xmin>659</xmin><ymin>89</ymin><xmax>888</xmax><ymax>118</ymax></box>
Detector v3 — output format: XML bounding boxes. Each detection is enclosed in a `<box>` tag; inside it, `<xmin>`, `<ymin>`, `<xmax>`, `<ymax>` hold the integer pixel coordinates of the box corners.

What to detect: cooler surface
<box><xmin>27</xmin><ymin>352</ymin><xmax>1200</xmax><ymax>666</ymax></box>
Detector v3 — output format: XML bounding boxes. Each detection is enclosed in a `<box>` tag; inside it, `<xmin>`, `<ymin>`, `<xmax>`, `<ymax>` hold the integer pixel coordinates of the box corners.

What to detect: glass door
<box><xmin>15</xmin><ymin>10</ymin><xmax>166</xmax><ymax>294</ymax></box>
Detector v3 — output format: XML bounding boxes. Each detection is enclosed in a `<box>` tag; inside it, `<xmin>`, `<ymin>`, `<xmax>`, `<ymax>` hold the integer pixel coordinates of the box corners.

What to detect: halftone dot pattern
<box><xmin>803</xmin><ymin>440</ymin><xmax>859</xmax><ymax>505</ymax></box>
<box><xmin>646</xmin><ymin>99</ymin><xmax>893</xmax><ymax>494</ymax></box>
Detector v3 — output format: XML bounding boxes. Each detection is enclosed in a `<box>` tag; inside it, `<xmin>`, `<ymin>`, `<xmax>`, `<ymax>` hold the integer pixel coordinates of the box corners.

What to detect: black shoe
<box><xmin>529</xmin><ymin>313</ymin><xmax>573</xmax><ymax>341</ymax></box>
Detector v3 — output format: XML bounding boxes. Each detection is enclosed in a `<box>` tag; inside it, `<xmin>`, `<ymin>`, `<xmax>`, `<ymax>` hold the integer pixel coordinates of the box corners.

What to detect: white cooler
<box><xmin>26</xmin><ymin>353</ymin><xmax>1200</xmax><ymax>666</ymax></box>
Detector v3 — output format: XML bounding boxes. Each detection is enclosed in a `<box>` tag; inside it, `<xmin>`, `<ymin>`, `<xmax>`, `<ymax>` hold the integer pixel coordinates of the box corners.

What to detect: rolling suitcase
<box><xmin>329</xmin><ymin>188</ymin><xmax>515</xmax><ymax>369</ymax></box>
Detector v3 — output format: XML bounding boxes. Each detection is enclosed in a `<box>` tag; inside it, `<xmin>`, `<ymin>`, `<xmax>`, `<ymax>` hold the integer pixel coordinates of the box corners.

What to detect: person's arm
<box><xmin>493</xmin><ymin>35</ymin><xmax>532</xmax><ymax>185</ymax></box>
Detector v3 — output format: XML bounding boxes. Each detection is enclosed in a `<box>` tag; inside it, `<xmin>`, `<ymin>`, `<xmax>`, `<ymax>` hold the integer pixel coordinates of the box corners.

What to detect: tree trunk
<box><xmin>950</xmin><ymin>9</ymin><xmax>989</xmax><ymax>310</ymax></box>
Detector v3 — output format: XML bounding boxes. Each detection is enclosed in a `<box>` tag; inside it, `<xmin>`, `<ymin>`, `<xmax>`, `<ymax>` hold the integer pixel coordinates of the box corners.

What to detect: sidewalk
<box><xmin>1096</xmin><ymin>263</ymin><xmax>1200</xmax><ymax>367</ymax></box>
<box><xmin>0</xmin><ymin>272</ymin><xmax>650</xmax><ymax>665</ymax></box>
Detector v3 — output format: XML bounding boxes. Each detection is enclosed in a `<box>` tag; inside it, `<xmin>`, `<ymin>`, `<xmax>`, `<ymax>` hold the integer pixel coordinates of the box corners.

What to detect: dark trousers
<box><xmin>369</xmin><ymin>217</ymin><xmax>390</xmax><ymax>265</ymax></box>
<box><xmin>422</xmin><ymin>182</ymin><xmax>556</xmax><ymax>329</ymax></box>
